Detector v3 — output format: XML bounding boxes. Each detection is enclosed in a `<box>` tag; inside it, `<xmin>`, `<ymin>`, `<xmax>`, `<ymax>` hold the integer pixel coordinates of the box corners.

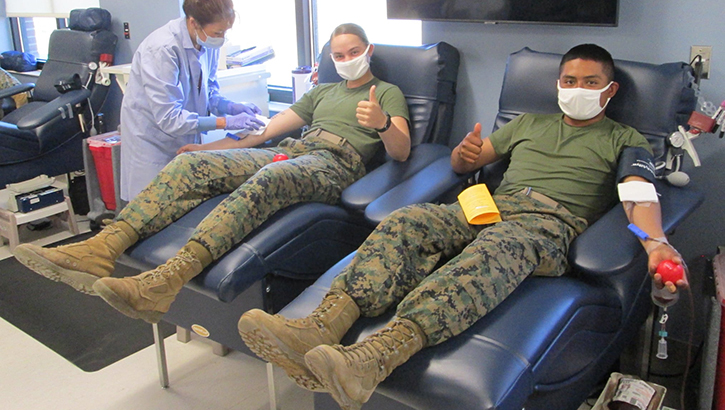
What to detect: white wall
<box><xmin>96</xmin><ymin>0</ymin><xmax>182</xmax><ymax>129</ymax></box>
<box><xmin>99</xmin><ymin>0</ymin><xmax>182</xmax><ymax>65</ymax></box>
<box><xmin>0</xmin><ymin>0</ymin><xmax>13</xmax><ymax>51</ymax></box>
<box><xmin>422</xmin><ymin>0</ymin><xmax>725</xmax><ymax>262</ymax></box>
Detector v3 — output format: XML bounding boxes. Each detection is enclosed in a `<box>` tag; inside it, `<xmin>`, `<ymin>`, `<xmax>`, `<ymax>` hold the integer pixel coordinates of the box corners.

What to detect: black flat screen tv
<box><xmin>387</xmin><ymin>0</ymin><xmax>619</xmax><ymax>27</ymax></box>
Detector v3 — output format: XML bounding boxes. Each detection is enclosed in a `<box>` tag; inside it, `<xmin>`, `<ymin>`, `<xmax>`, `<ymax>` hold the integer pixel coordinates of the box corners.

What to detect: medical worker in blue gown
<box><xmin>120</xmin><ymin>0</ymin><xmax>264</xmax><ymax>201</ymax></box>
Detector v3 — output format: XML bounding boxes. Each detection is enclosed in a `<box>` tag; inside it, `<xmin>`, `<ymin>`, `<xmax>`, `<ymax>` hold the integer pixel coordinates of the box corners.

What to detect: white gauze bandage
<box><xmin>618</xmin><ymin>180</ymin><xmax>659</xmax><ymax>209</ymax></box>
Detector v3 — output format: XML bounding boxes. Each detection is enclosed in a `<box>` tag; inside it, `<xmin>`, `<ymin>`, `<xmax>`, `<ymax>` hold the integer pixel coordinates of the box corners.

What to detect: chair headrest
<box><xmin>69</xmin><ymin>8</ymin><xmax>112</xmax><ymax>32</ymax></box>
<box><xmin>496</xmin><ymin>48</ymin><xmax>696</xmax><ymax>153</ymax></box>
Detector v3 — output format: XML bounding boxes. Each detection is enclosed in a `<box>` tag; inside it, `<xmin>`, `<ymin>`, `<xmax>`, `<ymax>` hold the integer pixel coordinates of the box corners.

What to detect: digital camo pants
<box><xmin>330</xmin><ymin>192</ymin><xmax>589</xmax><ymax>346</ymax></box>
<box><xmin>117</xmin><ymin>136</ymin><xmax>365</xmax><ymax>260</ymax></box>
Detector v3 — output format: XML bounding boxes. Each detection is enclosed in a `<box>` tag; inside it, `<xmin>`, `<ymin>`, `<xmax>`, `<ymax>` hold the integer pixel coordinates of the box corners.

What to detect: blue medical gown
<box><xmin>120</xmin><ymin>18</ymin><xmax>229</xmax><ymax>201</ymax></box>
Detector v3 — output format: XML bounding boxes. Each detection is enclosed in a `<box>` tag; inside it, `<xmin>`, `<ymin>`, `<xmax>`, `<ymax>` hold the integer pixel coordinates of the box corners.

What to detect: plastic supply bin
<box><xmin>203</xmin><ymin>65</ymin><xmax>271</xmax><ymax>143</ymax></box>
<box><xmin>292</xmin><ymin>66</ymin><xmax>313</xmax><ymax>102</ymax></box>
<box><xmin>87</xmin><ymin>131</ymin><xmax>121</xmax><ymax>210</ymax></box>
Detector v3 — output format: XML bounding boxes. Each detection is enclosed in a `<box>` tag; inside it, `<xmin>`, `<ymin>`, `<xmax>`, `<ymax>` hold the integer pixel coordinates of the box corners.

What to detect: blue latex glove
<box><xmin>228</xmin><ymin>102</ymin><xmax>262</xmax><ymax>116</ymax></box>
<box><xmin>225</xmin><ymin>112</ymin><xmax>265</xmax><ymax>131</ymax></box>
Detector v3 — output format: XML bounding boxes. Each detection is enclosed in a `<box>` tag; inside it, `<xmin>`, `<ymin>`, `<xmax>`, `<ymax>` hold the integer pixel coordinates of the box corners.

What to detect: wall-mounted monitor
<box><xmin>387</xmin><ymin>0</ymin><xmax>619</xmax><ymax>27</ymax></box>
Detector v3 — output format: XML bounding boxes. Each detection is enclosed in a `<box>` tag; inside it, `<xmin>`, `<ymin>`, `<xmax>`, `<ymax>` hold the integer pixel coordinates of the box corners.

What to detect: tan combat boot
<box><xmin>13</xmin><ymin>221</ymin><xmax>139</xmax><ymax>295</ymax></box>
<box><xmin>304</xmin><ymin>318</ymin><xmax>425</xmax><ymax>410</ymax></box>
<box><xmin>238</xmin><ymin>288</ymin><xmax>360</xmax><ymax>392</ymax></box>
<box><xmin>92</xmin><ymin>241</ymin><xmax>212</xmax><ymax>324</ymax></box>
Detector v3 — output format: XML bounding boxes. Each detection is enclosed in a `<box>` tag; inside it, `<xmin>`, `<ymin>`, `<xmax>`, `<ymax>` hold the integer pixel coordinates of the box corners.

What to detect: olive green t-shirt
<box><xmin>489</xmin><ymin>113</ymin><xmax>652</xmax><ymax>224</ymax></box>
<box><xmin>290</xmin><ymin>77</ymin><xmax>409</xmax><ymax>163</ymax></box>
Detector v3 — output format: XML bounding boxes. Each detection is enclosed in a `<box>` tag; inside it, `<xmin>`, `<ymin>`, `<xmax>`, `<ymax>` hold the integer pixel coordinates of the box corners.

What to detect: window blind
<box><xmin>5</xmin><ymin>0</ymin><xmax>100</xmax><ymax>18</ymax></box>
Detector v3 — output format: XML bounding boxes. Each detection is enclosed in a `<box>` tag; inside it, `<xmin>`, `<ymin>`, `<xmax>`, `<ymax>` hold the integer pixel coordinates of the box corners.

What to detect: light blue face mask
<box><xmin>196</xmin><ymin>26</ymin><xmax>225</xmax><ymax>49</ymax></box>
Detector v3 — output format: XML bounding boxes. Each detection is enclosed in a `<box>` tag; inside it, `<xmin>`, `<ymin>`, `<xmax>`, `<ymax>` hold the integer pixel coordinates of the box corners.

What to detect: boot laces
<box><xmin>140</xmin><ymin>250</ymin><xmax>196</xmax><ymax>285</ymax></box>
<box><xmin>98</xmin><ymin>224</ymin><xmax>122</xmax><ymax>238</ymax></box>
<box><xmin>58</xmin><ymin>225</ymin><xmax>121</xmax><ymax>250</ymax></box>
<box><xmin>308</xmin><ymin>291</ymin><xmax>345</xmax><ymax>331</ymax></box>
<box><xmin>339</xmin><ymin>320</ymin><xmax>419</xmax><ymax>375</ymax></box>
<box><xmin>90</xmin><ymin>224</ymin><xmax>126</xmax><ymax>245</ymax></box>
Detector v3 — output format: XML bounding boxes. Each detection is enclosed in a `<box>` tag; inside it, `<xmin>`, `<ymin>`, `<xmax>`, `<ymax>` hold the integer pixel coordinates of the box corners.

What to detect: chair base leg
<box><xmin>212</xmin><ymin>341</ymin><xmax>230</xmax><ymax>357</ymax></box>
<box><xmin>267</xmin><ymin>362</ymin><xmax>278</xmax><ymax>410</ymax></box>
<box><xmin>153</xmin><ymin>323</ymin><xmax>170</xmax><ymax>389</ymax></box>
<box><xmin>175</xmin><ymin>325</ymin><xmax>228</xmax><ymax>355</ymax></box>
<box><xmin>177</xmin><ymin>326</ymin><xmax>191</xmax><ymax>343</ymax></box>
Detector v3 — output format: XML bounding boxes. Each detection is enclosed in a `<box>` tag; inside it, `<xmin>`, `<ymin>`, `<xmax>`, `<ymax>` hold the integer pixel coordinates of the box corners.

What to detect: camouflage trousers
<box><xmin>330</xmin><ymin>192</ymin><xmax>588</xmax><ymax>346</ymax></box>
<box><xmin>118</xmin><ymin>136</ymin><xmax>365</xmax><ymax>260</ymax></box>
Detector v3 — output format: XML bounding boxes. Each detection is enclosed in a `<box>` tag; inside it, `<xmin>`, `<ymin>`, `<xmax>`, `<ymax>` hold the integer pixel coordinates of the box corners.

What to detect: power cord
<box><xmin>690</xmin><ymin>54</ymin><xmax>704</xmax><ymax>85</ymax></box>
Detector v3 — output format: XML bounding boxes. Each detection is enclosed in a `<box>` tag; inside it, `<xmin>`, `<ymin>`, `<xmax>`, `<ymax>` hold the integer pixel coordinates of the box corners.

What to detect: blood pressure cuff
<box><xmin>616</xmin><ymin>147</ymin><xmax>656</xmax><ymax>183</ymax></box>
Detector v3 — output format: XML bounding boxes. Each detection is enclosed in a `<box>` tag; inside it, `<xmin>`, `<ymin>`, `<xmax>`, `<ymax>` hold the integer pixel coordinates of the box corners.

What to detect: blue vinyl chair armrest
<box><xmin>0</xmin><ymin>121</ymin><xmax>36</xmax><ymax>138</ymax></box>
<box><xmin>342</xmin><ymin>143</ymin><xmax>451</xmax><ymax>212</ymax></box>
<box><xmin>16</xmin><ymin>88</ymin><xmax>91</xmax><ymax>130</ymax></box>
<box><xmin>0</xmin><ymin>83</ymin><xmax>35</xmax><ymax>99</ymax></box>
<box><xmin>364</xmin><ymin>156</ymin><xmax>471</xmax><ymax>225</ymax></box>
<box><xmin>568</xmin><ymin>181</ymin><xmax>704</xmax><ymax>278</ymax></box>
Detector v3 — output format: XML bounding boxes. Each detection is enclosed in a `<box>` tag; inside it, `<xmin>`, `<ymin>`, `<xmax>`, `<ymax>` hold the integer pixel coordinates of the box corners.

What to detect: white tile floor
<box><xmin>0</xmin><ymin>317</ymin><xmax>313</xmax><ymax>410</ymax></box>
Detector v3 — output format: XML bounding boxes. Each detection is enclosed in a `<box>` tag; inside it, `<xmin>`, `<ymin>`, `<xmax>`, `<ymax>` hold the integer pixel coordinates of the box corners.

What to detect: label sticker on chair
<box><xmin>191</xmin><ymin>324</ymin><xmax>210</xmax><ymax>338</ymax></box>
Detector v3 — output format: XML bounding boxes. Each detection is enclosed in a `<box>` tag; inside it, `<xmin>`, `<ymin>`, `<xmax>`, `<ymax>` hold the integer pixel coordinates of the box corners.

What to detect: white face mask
<box><xmin>557</xmin><ymin>80</ymin><xmax>613</xmax><ymax>121</ymax></box>
<box><xmin>332</xmin><ymin>45</ymin><xmax>371</xmax><ymax>81</ymax></box>
<box><xmin>196</xmin><ymin>26</ymin><xmax>225</xmax><ymax>50</ymax></box>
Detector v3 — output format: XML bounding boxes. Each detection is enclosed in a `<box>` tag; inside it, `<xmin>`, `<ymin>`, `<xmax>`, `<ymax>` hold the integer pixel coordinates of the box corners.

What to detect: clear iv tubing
<box><xmin>651</xmin><ymin>262</ymin><xmax>688</xmax><ymax>360</ymax></box>
<box><xmin>656</xmin><ymin>316</ymin><xmax>669</xmax><ymax>360</ymax></box>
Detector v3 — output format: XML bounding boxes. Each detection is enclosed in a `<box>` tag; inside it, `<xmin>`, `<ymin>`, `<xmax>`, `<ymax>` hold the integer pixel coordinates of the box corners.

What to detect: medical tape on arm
<box><xmin>627</xmin><ymin>223</ymin><xmax>670</xmax><ymax>255</ymax></box>
<box><xmin>617</xmin><ymin>146</ymin><xmax>659</xmax><ymax>211</ymax></box>
<box><xmin>618</xmin><ymin>180</ymin><xmax>659</xmax><ymax>207</ymax></box>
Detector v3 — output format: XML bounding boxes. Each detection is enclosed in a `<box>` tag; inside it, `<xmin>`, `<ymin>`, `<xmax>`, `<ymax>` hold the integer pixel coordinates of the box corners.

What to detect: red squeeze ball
<box><xmin>272</xmin><ymin>154</ymin><xmax>289</xmax><ymax>162</ymax></box>
<box><xmin>656</xmin><ymin>260</ymin><xmax>684</xmax><ymax>284</ymax></box>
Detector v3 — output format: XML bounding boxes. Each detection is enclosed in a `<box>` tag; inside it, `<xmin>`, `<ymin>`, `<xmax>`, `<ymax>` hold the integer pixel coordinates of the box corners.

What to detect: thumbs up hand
<box><xmin>368</xmin><ymin>84</ymin><xmax>378</xmax><ymax>105</ymax></box>
<box><xmin>458</xmin><ymin>123</ymin><xmax>484</xmax><ymax>163</ymax></box>
<box><xmin>356</xmin><ymin>85</ymin><xmax>387</xmax><ymax>130</ymax></box>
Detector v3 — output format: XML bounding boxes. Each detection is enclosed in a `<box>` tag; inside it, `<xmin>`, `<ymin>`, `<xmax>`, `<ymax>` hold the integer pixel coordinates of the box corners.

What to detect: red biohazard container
<box><xmin>87</xmin><ymin>131</ymin><xmax>121</xmax><ymax>210</ymax></box>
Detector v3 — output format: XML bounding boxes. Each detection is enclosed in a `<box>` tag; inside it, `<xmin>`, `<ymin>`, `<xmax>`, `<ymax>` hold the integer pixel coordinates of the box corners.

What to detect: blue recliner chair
<box><xmin>280</xmin><ymin>48</ymin><xmax>704</xmax><ymax>410</ymax></box>
<box><xmin>0</xmin><ymin>25</ymin><xmax>117</xmax><ymax>187</ymax></box>
<box><xmin>119</xmin><ymin>42</ymin><xmax>462</xmax><ymax>360</ymax></box>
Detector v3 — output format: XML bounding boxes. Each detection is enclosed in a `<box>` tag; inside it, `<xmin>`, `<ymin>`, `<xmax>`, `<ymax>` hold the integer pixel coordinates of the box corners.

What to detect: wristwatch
<box><xmin>375</xmin><ymin>112</ymin><xmax>392</xmax><ymax>133</ymax></box>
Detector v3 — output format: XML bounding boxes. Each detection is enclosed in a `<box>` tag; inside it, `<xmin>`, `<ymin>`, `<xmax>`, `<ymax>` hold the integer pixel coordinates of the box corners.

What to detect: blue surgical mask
<box><xmin>196</xmin><ymin>26</ymin><xmax>225</xmax><ymax>50</ymax></box>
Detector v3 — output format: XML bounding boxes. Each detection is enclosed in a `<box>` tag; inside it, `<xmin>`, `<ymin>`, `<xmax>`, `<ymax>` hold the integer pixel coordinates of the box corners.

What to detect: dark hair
<box><xmin>330</xmin><ymin>23</ymin><xmax>369</xmax><ymax>45</ymax></box>
<box><xmin>183</xmin><ymin>0</ymin><xmax>236</xmax><ymax>27</ymax></box>
<box><xmin>559</xmin><ymin>44</ymin><xmax>615</xmax><ymax>82</ymax></box>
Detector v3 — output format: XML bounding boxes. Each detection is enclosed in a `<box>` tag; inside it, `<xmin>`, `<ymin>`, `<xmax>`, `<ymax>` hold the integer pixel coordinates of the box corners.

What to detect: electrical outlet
<box><xmin>690</xmin><ymin>45</ymin><xmax>712</xmax><ymax>80</ymax></box>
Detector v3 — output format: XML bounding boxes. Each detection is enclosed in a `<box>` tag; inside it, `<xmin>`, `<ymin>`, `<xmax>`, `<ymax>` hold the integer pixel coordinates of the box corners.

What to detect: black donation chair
<box><xmin>119</xmin><ymin>42</ymin><xmax>462</xmax><ymax>383</ymax></box>
<box><xmin>282</xmin><ymin>47</ymin><xmax>704</xmax><ymax>410</ymax></box>
<box><xmin>0</xmin><ymin>15</ymin><xmax>117</xmax><ymax>187</ymax></box>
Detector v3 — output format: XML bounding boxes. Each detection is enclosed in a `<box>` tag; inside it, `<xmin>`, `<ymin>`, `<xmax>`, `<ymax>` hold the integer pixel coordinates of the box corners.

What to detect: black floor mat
<box><xmin>0</xmin><ymin>235</ymin><xmax>175</xmax><ymax>372</ymax></box>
